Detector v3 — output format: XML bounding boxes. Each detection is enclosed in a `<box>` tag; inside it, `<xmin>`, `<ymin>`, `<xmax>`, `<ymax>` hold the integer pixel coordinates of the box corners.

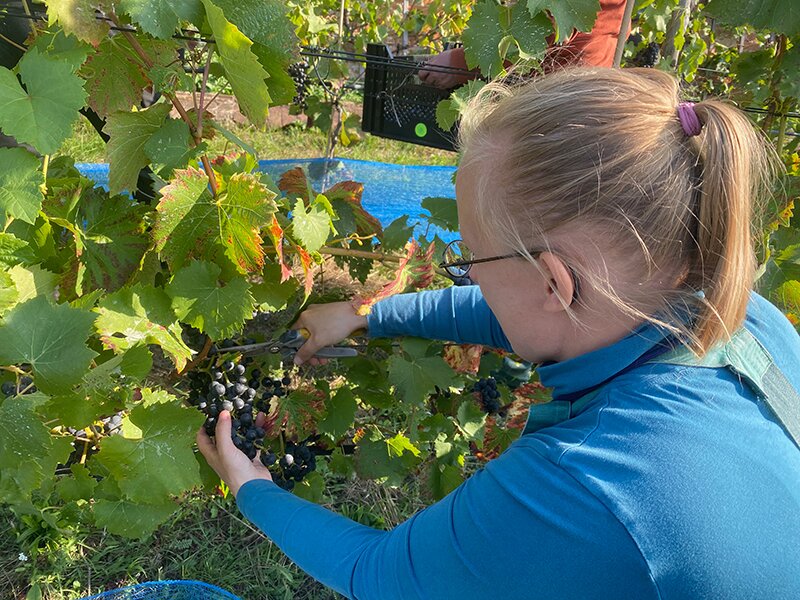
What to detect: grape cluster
<box><xmin>634</xmin><ymin>42</ymin><xmax>660</xmax><ymax>68</ymax></box>
<box><xmin>2</xmin><ymin>376</ymin><xmax>36</xmax><ymax>397</ymax></box>
<box><xmin>262</xmin><ymin>437</ymin><xmax>322</xmax><ymax>491</ymax></box>
<box><xmin>288</xmin><ymin>61</ymin><xmax>310</xmax><ymax>110</ymax></box>
<box><xmin>473</xmin><ymin>377</ymin><xmax>501</xmax><ymax>414</ymax></box>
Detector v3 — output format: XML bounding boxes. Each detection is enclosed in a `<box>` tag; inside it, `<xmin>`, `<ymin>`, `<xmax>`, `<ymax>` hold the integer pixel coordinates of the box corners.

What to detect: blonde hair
<box><xmin>457</xmin><ymin>67</ymin><xmax>778</xmax><ymax>355</ymax></box>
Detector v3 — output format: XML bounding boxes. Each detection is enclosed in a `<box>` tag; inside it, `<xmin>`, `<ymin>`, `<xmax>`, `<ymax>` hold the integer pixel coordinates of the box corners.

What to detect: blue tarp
<box><xmin>75</xmin><ymin>157</ymin><xmax>458</xmax><ymax>242</ymax></box>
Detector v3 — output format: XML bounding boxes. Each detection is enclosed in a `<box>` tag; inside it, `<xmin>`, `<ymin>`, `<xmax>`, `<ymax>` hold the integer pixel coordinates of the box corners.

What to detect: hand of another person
<box><xmin>418</xmin><ymin>47</ymin><xmax>475</xmax><ymax>89</ymax></box>
<box><xmin>196</xmin><ymin>410</ymin><xmax>273</xmax><ymax>498</ymax></box>
<box><xmin>290</xmin><ymin>301</ymin><xmax>368</xmax><ymax>366</ymax></box>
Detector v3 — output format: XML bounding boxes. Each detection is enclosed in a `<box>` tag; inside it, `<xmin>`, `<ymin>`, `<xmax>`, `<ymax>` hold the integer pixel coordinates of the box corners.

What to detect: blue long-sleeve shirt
<box><xmin>238</xmin><ymin>286</ymin><xmax>800</xmax><ymax>599</ymax></box>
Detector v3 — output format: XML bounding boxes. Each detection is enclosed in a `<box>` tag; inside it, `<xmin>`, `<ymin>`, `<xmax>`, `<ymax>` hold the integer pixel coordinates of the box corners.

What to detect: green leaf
<box><xmin>0</xmin><ymin>296</ymin><xmax>97</xmax><ymax>393</ymax></box>
<box><xmin>144</xmin><ymin>118</ymin><xmax>198</xmax><ymax>172</ymax></box>
<box><xmin>56</xmin><ymin>463</ymin><xmax>98</xmax><ymax>503</ymax></box>
<box><xmin>104</xmin><ymin>103</ymin><xmax>172</xmax><ymax>194</ymax></box>
<box><xmin>292</xmin><ymin>197</ymin><xmax>333</xmax><ymax>253</ymax></box>
<box><xmin>81</xmin><ymin>36</ymin><xmax>150</xmax><ymax>117</ymax></box>
<box><xmin>0</xmin><ymin>272</ymin><xmax>18</xmax><ymax>316</ymax></box>
<box><xmin>0</xmin><ymin>397</ymin><xmax>73</xmax><ymax>503</ymax></box>
<box><xmin>96</xmin><ymin>401</ymin><xmax>203</xmax><ymax>502</ymax></box>
<box><xmin>463</xmin><ymin>0</ymin><xmax>508</xmax><ymax>75</ymax></box>
<box><xmin>778</xmin><ymin>45</ymin><xmax>800</xmax><ymax>99</ymax></box>
<box><xmin>318</xmin><ymin>386</ymin><xmax>357</xmax><ymax>440</ymax></box>
<box><xmin>153</xmin><ymin>169</ymin><xmax>276</xmax><ymax>273</ymax></box>
<box><xmin>7</xmin><ymin>264</ymin><xmax>57</xmax><ymax>304</ymax></box>
<box><xmin>0</xmin><ymin>233</ymin><xmax>34</xmax><ymax>268</ymax></box>
<box><xmin>94</xmin><ymin>284</ymin><xmax>194</xmax><ymax>371</ymax></box>
<box><xmin>28</xmin><ymin>27</ymin><xmax>91</xmax><ymax>73</ymax></box>
<box><xmin>456</xmin><ymin>398</ymin><xmax>487</xmax><ymax>443</ymax></box>
<box><xmin>118</xmin><ymin>0</ymin><xmax>204</xmax><ymax>39</ymax></box>
<box><xmin>0</xmin><ymin>148</ymin><xmax>44</xmax><ymax>224</ymax></box>
<box><xmin>525</xmin><ymin>0</ymin><xmax>600</xmax><ymax>41</ymax></box>
<box><xmin>293</xmin><ymin>470</ymin><xmax>325</xmax><ymax>503</ymax></box>
<box><xmin>509</xmin><ymin>3</ymin><xmax>553</xmax><ymax>57</ymax></box>
<box><xmin>202</xmin><ymin>0</ymin><xmax>271</xmax><ymax>126</ymax></box>
<box><xmin>386</xmin><ymin>432</ymin><xmax>422</xmax><ymax>458</ymax></box>
<box><xmin>381</xmin><ymin>216</ymin><xmax>415</xmax><ymax>251</ymax></box>
<box><xmin>44</xmin><ymin>0</ymin><xmax>111</xmax><ymax>46</ymax></box>
<box><xmin>421</xmin><ymin>197</ymin><xmax>459</xmax><ymax>232</ymax></box>
<box><xmin>94</xmin><ymin>497</ymin><xmax>177</xmax><ymax>538</ymax></box>
<box><xmin>43</xmin><ymin>390</ymin><xmax>120</xmax><ymax>429</ymax></box>
<box><xmin>388</xmin><ymin>352</ymin><xmax>459</xmax><ymax>404</ymax></box>
<box><xmin>62</xmin><ymin>189</ymin><xmax>149</xmax><ymax>295</ymax></box>
<box><xmin>704</xmin><ymin>0</ymin><xmax>800</xmax><ymax>37</ymax></box>
<box><xmin>166</xmin><ymin>260</ymin><xmax>255</xmax><ymax>340</ymax></box>
<box><xmin>251</xmin><ymin>263</ymin><xmax>299</xmax><ymax>311</ymax></box>
<box><xmin>354</xmin><ymin>432</ymin><xmax>421</xmax><ymax>485</ymax></box>
<box><xmin>0</xmin><ymin>49</ymin><xmax>87</xmax><ymax>155</ymax></box>
<box><xmin>428</xmin><ymin>460</ymin><xmax>464</xmax><ymax>500</ymax></box>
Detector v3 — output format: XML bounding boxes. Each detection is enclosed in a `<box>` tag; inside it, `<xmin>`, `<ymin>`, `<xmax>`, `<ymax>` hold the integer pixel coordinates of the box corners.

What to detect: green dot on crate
<box><xmin>415</xmin><ymin>122</ymin><xmax>427</xmax><ymax>137</ymax></box>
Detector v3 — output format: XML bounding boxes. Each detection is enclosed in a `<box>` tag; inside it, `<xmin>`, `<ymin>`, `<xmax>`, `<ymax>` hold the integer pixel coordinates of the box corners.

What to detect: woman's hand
<box><xmin>196</xmin><ymin>410</ymin><xmax>272</xmax><ymax>498</ymax></box>
<box><xmin>418</xmin><ymin>47</ymin><xmax>476</xmax><ymax>89</ymax></box>
<box><xmin>291</xmin><ymin>301</ymin><xmax>368</xmax><ymax>366</ymax></box>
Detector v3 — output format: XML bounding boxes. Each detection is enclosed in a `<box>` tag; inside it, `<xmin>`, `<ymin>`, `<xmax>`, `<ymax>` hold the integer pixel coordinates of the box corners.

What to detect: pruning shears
<box><xmin>213</xmin><ymin>328</ymin><xmax>359</xmax><ymax>362</ymax></box>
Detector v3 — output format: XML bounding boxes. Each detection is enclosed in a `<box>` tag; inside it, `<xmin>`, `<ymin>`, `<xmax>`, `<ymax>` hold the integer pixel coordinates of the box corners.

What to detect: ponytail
<box><xmin>683</xmin><ymin>101</ymin><xmax>776</xmax><ymax>354</ymax></box>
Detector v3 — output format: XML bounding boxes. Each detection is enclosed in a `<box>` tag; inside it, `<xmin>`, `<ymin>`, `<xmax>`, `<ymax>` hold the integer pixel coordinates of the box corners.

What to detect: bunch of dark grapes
<box><xmin>196</xmin><ymin>359</ymin><xmax>266</xmax><ymax>460</ymax></box>
<box><xmin>473</xmin><ymin>377</ymin><xmax>501</xmax><ymax>414</ymax></box>
<box><xmin>2</xmin><ymin>376</ymin><xmax>36</xmax><ymax>397</ymax></box>
<box><xmin>262</xmin><ymin>436</ymin><xmax>324</xmax><ymax>491</ymax></box>
<box><xmin>634</xmin><ymin>42</ymin><xmax>660</xmax><ymax>68</ymax></box>
<box><xmin>288</xmin><ymin>61</ymin><xmax>310</xmax><ymax>110</ymax></box>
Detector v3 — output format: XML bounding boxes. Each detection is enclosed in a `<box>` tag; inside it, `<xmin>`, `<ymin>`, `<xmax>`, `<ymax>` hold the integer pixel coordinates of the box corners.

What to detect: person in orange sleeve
<box><xmin>419</xmin><ymin>0</ymin><xmax>629</xmax><ymax>88</ymax></box>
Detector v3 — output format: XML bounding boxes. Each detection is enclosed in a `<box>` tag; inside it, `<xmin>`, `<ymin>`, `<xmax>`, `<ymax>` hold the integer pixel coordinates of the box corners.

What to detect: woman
<box><xmin>198</xmin><ymin>67</ymin><xmax>800</xmax><ymax>599</ymax></box>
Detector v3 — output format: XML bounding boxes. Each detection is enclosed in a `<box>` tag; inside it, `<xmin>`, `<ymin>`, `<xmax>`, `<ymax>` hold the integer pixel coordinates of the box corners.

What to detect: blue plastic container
<box><xmin>80</xmin><ymin>580</ymin><xmax>242</xmax><ymax>600</ymax></box>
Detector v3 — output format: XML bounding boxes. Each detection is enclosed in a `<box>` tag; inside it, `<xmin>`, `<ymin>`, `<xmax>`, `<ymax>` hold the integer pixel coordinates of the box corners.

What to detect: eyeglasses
<box><xmin>439</xmin><ymin>239</ymin><xmax>580</xmax><ymax>303</ymax></box>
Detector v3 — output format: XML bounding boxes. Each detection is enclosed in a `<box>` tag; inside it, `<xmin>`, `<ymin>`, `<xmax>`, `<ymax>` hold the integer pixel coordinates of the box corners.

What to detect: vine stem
<box><xmin>178</xmin><ymin>335</ymin><xmax>213</xmax><ymax>376</ymax></box>
<box><xmin>114</xmin><ymin>20</ymin><xmax>219</xmax><ymax>197</ymax></box>
<box><xmin>761</xmin><ymin>34</ymin><xmax>787</xmax><ymax>135</ymax></box>
<box><xmin>197</xmin><ymin>47</ymin><xmax>213</xmax><ymax>140</ymax></box>
<box><xmin>612</xmin><ymin>0</ymin><xmax>636</xmax><ymax>68</ymax></box>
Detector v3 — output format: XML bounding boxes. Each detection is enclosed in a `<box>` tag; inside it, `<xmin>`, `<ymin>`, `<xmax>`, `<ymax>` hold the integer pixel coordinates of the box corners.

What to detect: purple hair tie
<box><xmin>677</xmin><ymin>102</ymin><xmax>702</xmax><ymax>137</ymax></box>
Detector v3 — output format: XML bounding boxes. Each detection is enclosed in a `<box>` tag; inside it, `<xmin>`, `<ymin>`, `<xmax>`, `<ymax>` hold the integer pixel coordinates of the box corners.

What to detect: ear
<box><xmin>537</xmin><ymin>252</ymin><xmax>575</xmax><ymax>313</ymax></box>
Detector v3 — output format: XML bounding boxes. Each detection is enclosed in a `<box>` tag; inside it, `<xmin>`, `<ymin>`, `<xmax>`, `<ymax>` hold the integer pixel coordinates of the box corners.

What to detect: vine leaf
<box><xmin>704</xmin><ymin>0</ymin><xmax>800</xmax><ymax>38</ymax></box>
<box><xmin>61</xmin><ymin>188</ymin><xmax>149</xmax><ymax>296</ymax></box>
<box><xmin>0</xmin><ymin>49</ymin><xmax>87</xmax><ymax>155</ymax></box>
<box><xmin>0</xmin><ymin>148</ymin><xmax>44</xmax><ymax>224</ymax></box>
<box><xmin>0</xmin><ymin>296</ymin><xmax>97</xmax><ymax>393</ymax></box>
<box><xmin>7</xmin><ymin>264</ymin><xmax>58</xmax><ymax>304</ymax></box>
<box><xmin>318</xmin><ymin>386</ymin><xmax>357</xmax><ymax>440</ymax></box>
<box><xmin>251</xmin><ymin>262</ymin><xmax>298</xmax><ymax>311</ymax></box>
<box><xmin>202</xmin><ymin>0</ymin><xmax>271</xmax><ymax>126</ymax></box>
<box><xmin>104</xmin><ymin>103</ymin><xmax>172</xmax><ymax>194</ymax></box>
<box><xmin>326</xmin><ymin>181</ymin><xmax>382</xmax><ymax>237</ymax></box>
<box><xmin>57</xmin><ymin>464</ymin><xmax>98</xmax><ymax>503</ymax></box>
<box><xmin>95</xmin><ymin>400</ymin><xmax>203</xmax><ymax>503</ymax></box>
<box><xmin>94</xmin><ymin>497</ymin><xmax>177</xmax><ymax>538</ymax></box>
<box><xmin>81</xmin><ymin>36</ymin><xmax>149</xmax><ymax>117</ymax></box>
<box><xmin>380</xmin><ymin>216</ymin><xmax>415</xmax><ymax>251</ymax></box>
<box><xmin>166</xmin><ymin>260</ymin><xmax>255</xmax><ymax>340</ymax></box>
<box><xmin>0</xmin><ymin>233</ymin><xmax>34</xmax><ymax>268</ymax></box>
<box><xmin>212</xmin><ymin>0</ymin><xmax>298</xmax><ymax>106</ymax></box>
<box><xmin>265</xmin><ymin>216</ymin><xmax>293</xmax><ymax>281</ymax></box>
<box><xmin>525</xmin><ymin>0</ymin><xmax>600</xmax><ymax>42</ymax></box>
<box><xmin>387</xmin><ymin>341</ymin><xmax>459</xmax><ymax>404</ymax></box>
<box><xmin>144</xmin><ymin>118</ymin><xmax>200</xmax><ymax>173</ymax></box>
<box><xmin>118</xmin><ymin>0</ymin><xmax>204</xmax><ymax>39</ymax></box>
<box><xmin>28</xmin><ymin>27</ymin><xmax>93</xmax><ymax>72</ymax></box>
<box><xmin>292</xmin><ymin>196</ymin><xmax>334</xmax><ymax>253</ymax></box>
<box><xmin>0</xmin><ymin>397</ymin><xmax>73</xmax><ymax>504</ymax></box>
<box><xmin>354</xmin><ymin>429</ymin><xmax>422</xmax><ymax>485</ymax></box>
<box><xmin>421</xmin><ymin>197</ymin><xmax>459</xmax><ymax>232</ymax></box>
<box><xmin>0</xmin><ymin>272</ymin><xmax>17</xmax><ymax>316</ymax></box>
<box><xmin>153</xmin><ymin>168</ymin><xmax>276</xmax><ymax>273</ymax></box>
<box><xmin>94</xmin><ymin>284</ymin><xmax>194</xmax><ymax>371</ymax></box>
<box><xmin>463</xmin><ymin>0</ymin><xmax>508</xmax><ymax>75</ymax></box>
<box><xmin>435</xmin><ymin>80</ymin><xmax>486</xmax><ymax>131</ymax></box>
<box><xmin>44</xmin><ymin>0</ymin><xmax>111</xmax><ymax>46</ymax></box>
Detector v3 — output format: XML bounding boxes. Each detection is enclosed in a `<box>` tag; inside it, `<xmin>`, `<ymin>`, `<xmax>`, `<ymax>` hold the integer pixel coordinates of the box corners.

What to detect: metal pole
<box><xmin>613</xmin><ymin>0</ymin><xmax>637</xmax><ymax>68</ymax></box>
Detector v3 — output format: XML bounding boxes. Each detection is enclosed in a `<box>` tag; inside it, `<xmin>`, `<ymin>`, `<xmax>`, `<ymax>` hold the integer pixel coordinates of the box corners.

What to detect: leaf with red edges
<box><xmin>266</xmin><ymin>216</ymin><xmax>292</xmax><ymax>282</ymax></box>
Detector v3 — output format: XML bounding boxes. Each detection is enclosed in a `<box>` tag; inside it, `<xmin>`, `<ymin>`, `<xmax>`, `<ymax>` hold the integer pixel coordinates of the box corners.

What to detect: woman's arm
<box><xmin>235</xmin><ymin>437</ymin><xmax>653</xmax><ymax>599</ymax></box>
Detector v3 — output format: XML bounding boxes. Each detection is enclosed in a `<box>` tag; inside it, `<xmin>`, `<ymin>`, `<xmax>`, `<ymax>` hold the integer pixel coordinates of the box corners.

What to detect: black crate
<box><xmin>362</xmin><ymin>44</ymin><xmax>458</xmax><ymax>151</ymax></box>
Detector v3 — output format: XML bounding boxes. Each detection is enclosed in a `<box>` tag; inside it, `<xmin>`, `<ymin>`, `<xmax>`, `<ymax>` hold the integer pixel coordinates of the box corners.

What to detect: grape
<box><xmin>261</xmin><ymin>451</ymin><xmax>277</xmax><ymax>467</ymax></box>
<box><xmin>1</xmin><ymin>382</ymin><xmax>16</xmax><ymax>396</ymax></box>
<box><xmin>234</xmin><ymin>364</ymin><xmax>246</xmax><ymax>376</ymax></box>
<box><xmin>473</xmin><ymin>377</ymin><xmax>502</xmax><ymax>414</ymax></box>
<box><xmin>288</xmin><ymin>61</ymin><xmax>310</xmax><ymax>110</ymax></box>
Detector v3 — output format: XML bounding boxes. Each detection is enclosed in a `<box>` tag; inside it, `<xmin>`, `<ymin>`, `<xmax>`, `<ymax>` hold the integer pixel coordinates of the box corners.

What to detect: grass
<box><xmin>1</xmin><ymin>122</ymin><xmax>445</xmax><ymax>600</ymax></box>
<box><xmin>59</xmin><ymin>117</ymin><xmax>459</xmax><ymax>167</ymax></box>
<box><xmin>1</xmin><ymin>470</ymin><xmax>429</xmax><ymax>600</ymax></box>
